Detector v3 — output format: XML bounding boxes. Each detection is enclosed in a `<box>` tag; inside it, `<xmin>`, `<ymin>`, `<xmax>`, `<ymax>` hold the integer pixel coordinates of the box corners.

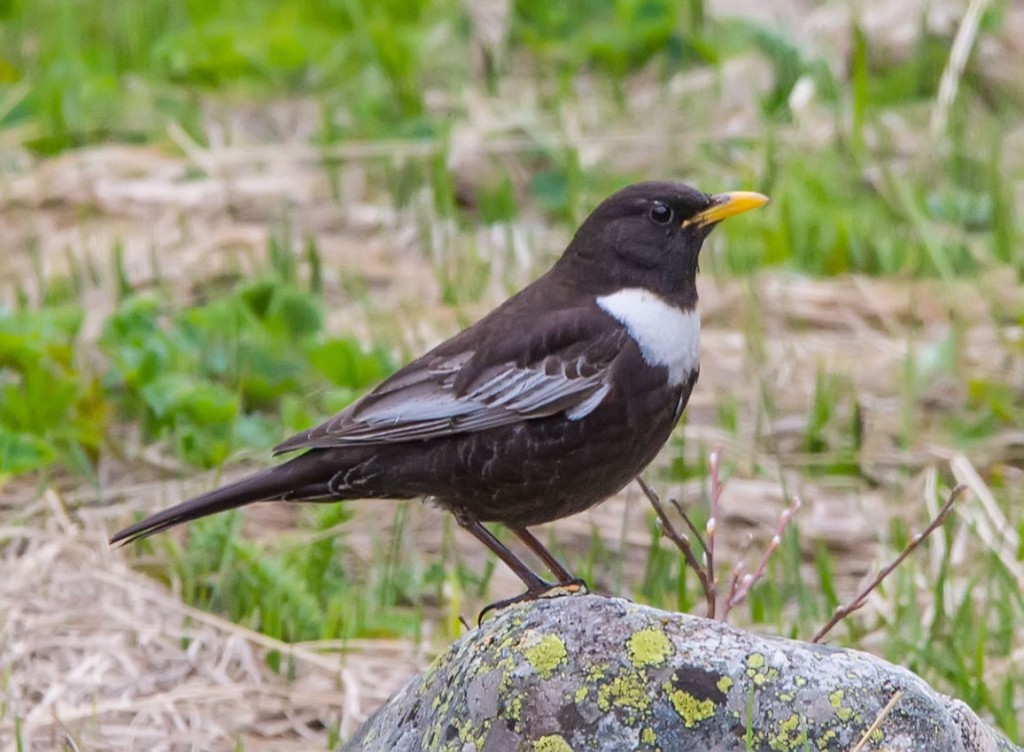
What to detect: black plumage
<box><xmin>111</xmin><ymin>182</ymin><xmax>767</xmax><ymax>603</ymax></box>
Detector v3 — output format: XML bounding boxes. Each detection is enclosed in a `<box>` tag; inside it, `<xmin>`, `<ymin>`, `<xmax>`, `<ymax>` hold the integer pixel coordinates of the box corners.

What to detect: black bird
<box><xmin>111</xmin><ymin>182</ymin><xmax>767</xmax><ymax>606</ymax></box>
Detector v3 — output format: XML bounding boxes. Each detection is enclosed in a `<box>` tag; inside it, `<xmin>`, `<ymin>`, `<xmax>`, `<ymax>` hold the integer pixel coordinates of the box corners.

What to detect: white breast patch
<box><xmin>596</xmin><ymin>288</ymin><xmax>700</xmax><ymax>386</ymax></box>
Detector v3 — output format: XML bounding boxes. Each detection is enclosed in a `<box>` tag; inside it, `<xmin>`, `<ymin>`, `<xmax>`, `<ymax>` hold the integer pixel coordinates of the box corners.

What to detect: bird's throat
<box><xmin>596</xmin><ymin>288</ymin><xmax>700</xmax><ymax>387</ymax></box>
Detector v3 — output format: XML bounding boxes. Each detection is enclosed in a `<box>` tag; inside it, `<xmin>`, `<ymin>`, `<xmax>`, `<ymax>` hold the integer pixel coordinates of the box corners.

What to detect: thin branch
<box><xmin>705</xmin><ymin>448</ymin><xmax>722</xmax><ymax>600</ymax></box>
<box><xmin>640</xmin><ymin>450</ymin><xmax>798</xmax><ymax>622</ymax></box>
<box><xmin>723</xmin><ymin>496</ymin><xmax>802</xmax><ymax>618</ymax></box>
<box><xmin>723</xmin><ymin>538</ymin><xmax>751</xmax><ymax>617</ymax></box>
<box><xmin>670</xmin><ymin>497</ymin><xmax>708</xmax><ymax>556</ymax></box>
<box><xmin>637</xmin><ymin>477</ymin><xmax>716</xmax><ymax>617</ymax></box>
<box><xmin>811</xmin><ymin>484</ymin><xmax>968</xmax><ymax>644</ymax></box>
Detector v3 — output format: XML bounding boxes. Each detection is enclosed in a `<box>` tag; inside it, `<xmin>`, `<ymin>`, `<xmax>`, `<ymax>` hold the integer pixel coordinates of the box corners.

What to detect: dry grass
<box><xmin>1</xmin><ymin>493</ymin><xmax>424</xmax><ymax>752</ymax></box>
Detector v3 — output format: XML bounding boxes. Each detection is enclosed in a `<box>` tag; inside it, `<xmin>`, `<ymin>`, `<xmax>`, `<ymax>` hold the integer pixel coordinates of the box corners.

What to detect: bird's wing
<box><xmin>273</xmin><ymin>323</ymin><xmax>622</xmax><ymax>453</ymax></box>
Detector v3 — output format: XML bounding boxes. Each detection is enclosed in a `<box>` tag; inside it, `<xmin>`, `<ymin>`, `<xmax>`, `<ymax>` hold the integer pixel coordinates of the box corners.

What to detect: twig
<box><xmin>637</xmin><ymin>477</ymin><xmax>715</xmax><ymax>617</ymax></box>
<box><xmin>723</xmin><ymin>496</ymin><xmax>802</xmax><ymax>619</ymax></box>
<box><xmin>723</xmin><ymin>533</ymin><xmax>753</xmax><ymax>617</ymax></box>
<box><xmin>811</xmin><ymin>484</ymin><xmax>968</xmax><ymax>644</ymax></box>
<box><xmin>851</xmin><ymin>690</ymin><xmax>904</xmax><ymax>752</ymax></box>
<box><xmin>705</xmin><ymin>448</ymin><xmax>721</xmax><ymax>601</ymax></box>
<box><xmin>641</xmin><ymin>450</ymin><xmax>800</xmax><ymax>621</ymax></box>
<box><xmin>670</xmin><ymin>497</ymin><xmax>709</xmax><ymax>560</ymax></box>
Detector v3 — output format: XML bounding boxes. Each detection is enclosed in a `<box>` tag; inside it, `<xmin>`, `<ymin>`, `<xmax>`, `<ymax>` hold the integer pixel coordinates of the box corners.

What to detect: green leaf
<box><xmin>267</xmin><ymin>287</ymin><xmax>323</xmax><ymax>340</ymax></box>
<box><xmin>307</xmin><ymin>338</ymin><xmax>389</xmax><ymax>388</ymax></box>
<box><xmin>141</xmin><ymin>373</ymin><xmax>239</xmax><ymax>426</ymax></box>
<box><xmin>0</xmin><ymin>430</ymin><xmax>54</xmax><ymax>474</ymax></box>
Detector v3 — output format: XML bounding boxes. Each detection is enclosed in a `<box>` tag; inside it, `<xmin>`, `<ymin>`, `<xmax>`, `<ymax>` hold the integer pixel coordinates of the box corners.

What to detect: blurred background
<box><xmin>0</xmin><ymin>0</ymin><xmax>1022</xmax><ymax>749</ymax></box>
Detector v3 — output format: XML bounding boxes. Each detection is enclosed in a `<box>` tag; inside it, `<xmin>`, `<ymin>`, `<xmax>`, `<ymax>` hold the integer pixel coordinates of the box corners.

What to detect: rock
<box><xmin>341</xmin><ymin>594</ymin><xmax>1019</xmax><ymax>752</ymax></box>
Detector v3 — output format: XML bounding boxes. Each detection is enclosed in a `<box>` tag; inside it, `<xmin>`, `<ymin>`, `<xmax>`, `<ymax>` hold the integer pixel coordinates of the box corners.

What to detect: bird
<box><xmin>110</xmin><ymin>181</ymin><xmax>768</xmax><ymax>610</ymax></box>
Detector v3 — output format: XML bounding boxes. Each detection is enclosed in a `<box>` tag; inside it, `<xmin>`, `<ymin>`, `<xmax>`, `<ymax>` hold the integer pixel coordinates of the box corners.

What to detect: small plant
<box><xmin>802</xmin><ymin>369</ymin><xmax>863</xmax><ymax>476</ymax></box>
<box><xmin>642</xmin><ymin>448</ymin><xmax>966</xmax><ymax>646</ymax></box>
<box><xmin>513</xmin><ymin>0</ymin><xmax>709</xmax><ymax>84</ymax></box>
<box><xmin>0</xmin><ymin>305</ymin><xmax>104</xmax><ymax>477</ymax></box>
<box><xmin>639</xmin><ymin>450</ymin><xmax>802</xmax><ymax>620</ymax></box>
<box><xmin>99</xmin><ymin>279</ymin><xmax>393</xmax><ymax>468</ymax></box>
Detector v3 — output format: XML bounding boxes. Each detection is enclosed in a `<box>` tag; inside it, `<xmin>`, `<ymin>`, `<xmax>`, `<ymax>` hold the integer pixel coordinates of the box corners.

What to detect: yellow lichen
<box><xmin>533</xmin><ymin>734</ymin><xmax>574</xmax><ymax>752</ymax></box>
<box><xmin>641</xmin><ymin>726</ymin><xmax>657</xmax><ymax>745</ymax></box>
<box><xmin>510</xmin><ymin>695</ymin><xmax>523</xmax><ymax>721</ymax></box>
<box><xmin>767</xmin><ymin>712</ymin><xmax>803</xmax><ymax>750</ymax></box>
<box><xmin>627</xmin><ymin>628</ymin><xmax>673</xmax><ymax>667</ymax></box>
<box><xmin>716</xmin><ymin>676</ymin><xmax>734</xmax><ymax>695</ymax></box>
<box><xmin>665</xmin><ymin>687</ymin><xmax>717</xmax><ymax>728</ymax></box>
<box><xmin>597</xmin><ymin>673</ymin><xmax>651</xmax><ymax>712</ymax></box>
<box><xmin>523</xmin><ymin>634</ymin><xmax>568</xmax><ymax>680</ymax></box>
<box><xmin>745</xmin><ymin>653</ymin><xmax>777</xmax><ymax>687</ymax></box>
<box><xmin>816</xmin><ymin>728</ymin><xmax>838</xmax><ymax>750</ymax></box>
<box><xmin>828</xmin><ymin>689</ymin><xmax>855</xmax><ymax>723</ymax></box>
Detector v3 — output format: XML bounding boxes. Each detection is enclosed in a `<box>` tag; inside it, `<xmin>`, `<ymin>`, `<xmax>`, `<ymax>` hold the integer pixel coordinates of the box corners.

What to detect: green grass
<box><xmin>0</xmin><ymin>0</ymin><xmax>467</xmax><ymax>151</ymax></box>
<box><xmin>2</xmin><ymin>0</ymin><xmax>1023</xmax><ymax>743</ymax></box>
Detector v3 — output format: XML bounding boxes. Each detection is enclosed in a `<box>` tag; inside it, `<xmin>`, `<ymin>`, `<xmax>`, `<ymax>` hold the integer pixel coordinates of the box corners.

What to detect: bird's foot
<box><xmin>477</xmin><ymin>578</ymin><xmax>590</xmax><ymax>624</ymax></box>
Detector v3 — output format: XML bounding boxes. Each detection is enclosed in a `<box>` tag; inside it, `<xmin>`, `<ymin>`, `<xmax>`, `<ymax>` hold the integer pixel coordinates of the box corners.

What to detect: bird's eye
<box><xmin>649</xmin><ymin>202</ymin><xmax>673</xmax><ymax>225</ymax></box>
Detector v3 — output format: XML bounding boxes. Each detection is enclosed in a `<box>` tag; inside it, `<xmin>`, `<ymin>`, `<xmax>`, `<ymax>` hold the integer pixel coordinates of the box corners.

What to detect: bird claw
<box><xmin>476</xmin><ymin>579</ymin><xmax>590</xmax><ymax>625</ymax></box>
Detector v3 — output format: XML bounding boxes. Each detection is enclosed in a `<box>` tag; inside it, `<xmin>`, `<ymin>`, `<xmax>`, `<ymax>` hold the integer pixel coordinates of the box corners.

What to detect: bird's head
<box><xmin>558</xmin><ymin>181</ymin><xmax>768</xmax><ymax>306</ymax></box>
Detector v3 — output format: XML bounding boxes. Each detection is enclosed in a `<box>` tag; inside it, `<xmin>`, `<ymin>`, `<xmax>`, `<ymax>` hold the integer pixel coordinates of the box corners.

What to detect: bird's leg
<box><xmin>511</xmin><ymin>527</ymin><xmax>588</xmax><ymax>590</ymax></box>
<box><xmin>455</xmin><ymin>512</ymin><xmax>552</xmax><ymax>594</ymax></box>
<box><xmin>455</xmin><ymin>512</ymin><xmax>589</xmax><ymax>623</ymax></box>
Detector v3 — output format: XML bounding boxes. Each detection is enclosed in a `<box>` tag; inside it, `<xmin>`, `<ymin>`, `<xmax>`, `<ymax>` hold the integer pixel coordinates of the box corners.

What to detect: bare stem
<box><xmin>637</xmin><ymin>476</ymin><xmax>716</xmax><ymax>617</ymax></box>
<box><xmin>811</xmin><ymin>484</ymin><xmax>968</xmax><ymax>644</ymax></box>
<box><xmin>705</xmin><ymin>448</ymin><xmax>721</xmax><ymax>604</ymax></box>
<box><xmin>723</xmin><ymin>496</ymin><xmax>802</xmax><ymax>619</ymax></box>
<box><xmin>671</xmin><ymin>498</ymin><xmax>709</xmax><ymax>558</ymax></box>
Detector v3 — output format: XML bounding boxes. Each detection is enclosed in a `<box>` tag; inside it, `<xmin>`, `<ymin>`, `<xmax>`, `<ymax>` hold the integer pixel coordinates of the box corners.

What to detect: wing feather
<box><xmin>273</xmin><ymin>325</ymin><xmax>623</xmax><ymax>454</ymax></box>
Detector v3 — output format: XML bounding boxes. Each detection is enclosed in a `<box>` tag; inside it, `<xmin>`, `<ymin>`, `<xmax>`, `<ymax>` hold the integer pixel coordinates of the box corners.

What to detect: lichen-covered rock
<box><xmin>341</xmin><ymin>594</ymin><xmax>1019</xmax><ymax>752</ymax></box>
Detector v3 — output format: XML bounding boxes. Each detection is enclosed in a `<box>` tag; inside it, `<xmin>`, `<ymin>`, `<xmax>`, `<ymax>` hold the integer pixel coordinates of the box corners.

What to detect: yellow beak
<box><xmin>683</xmin><ymin>191</ymin><xmax>769</xmax><ymax>229</ymax></box>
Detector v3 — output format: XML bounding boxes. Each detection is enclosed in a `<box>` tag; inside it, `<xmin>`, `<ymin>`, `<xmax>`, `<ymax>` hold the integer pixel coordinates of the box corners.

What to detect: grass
<box><xmin>1</xmin><ymin>0</ymin><xmax>1023</xmax><ymax>746</ymax></box>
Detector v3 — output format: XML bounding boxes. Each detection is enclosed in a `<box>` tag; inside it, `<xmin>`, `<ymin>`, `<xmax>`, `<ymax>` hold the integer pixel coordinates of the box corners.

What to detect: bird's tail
<box><xmin>109</xmin><ymin>452</ymin><xmax>333</xmax><ymax>546</ymax></box>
